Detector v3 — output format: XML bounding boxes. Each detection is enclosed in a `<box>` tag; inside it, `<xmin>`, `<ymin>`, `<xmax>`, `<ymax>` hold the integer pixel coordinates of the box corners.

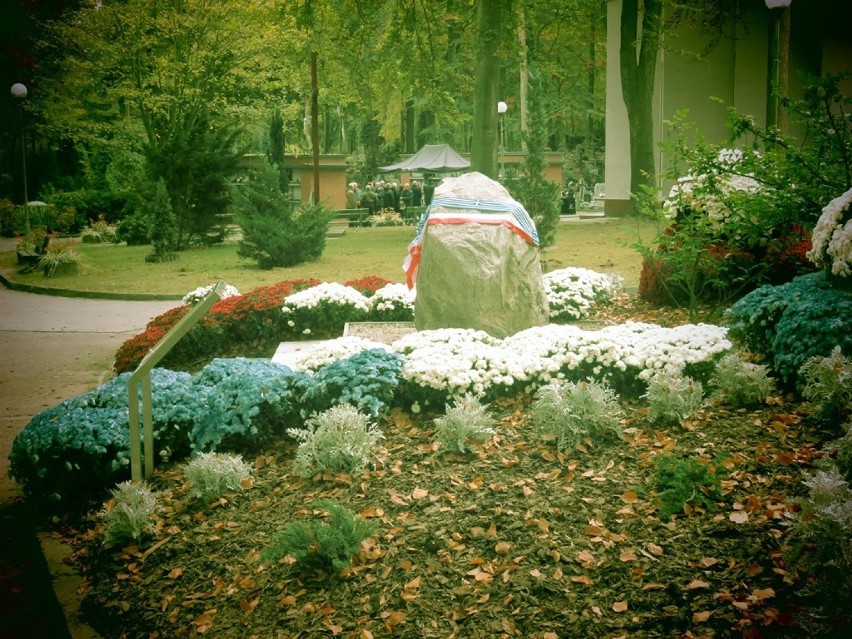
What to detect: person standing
<box><xmin>345</xmin><ymin>183</ymin><xmax>358</xmax><ymax>209</ymax></box>
<box><xmin>361</xmin><ymin>184</ymin><xmax>377</xmax><ymax>217</ymax></box>
<box><xmin>411</xmin><ymin>180</ymin><xmax>422</xmax><ymax>206</ymax></box>
<box><xmin>423</xmin><ymin>178</ymin><xmax>436</xmax><ymax>206</ymax></box>
<box><xmin>382</xmin><ymin>183</ymin><xmax>396</xmax><ymax>211</ymax></box>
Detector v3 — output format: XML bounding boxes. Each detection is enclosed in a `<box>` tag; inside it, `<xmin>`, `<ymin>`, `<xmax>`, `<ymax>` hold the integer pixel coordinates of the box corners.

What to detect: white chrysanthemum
<box><xmin>370</xmin><ymin>283</ymin><xmax>415</xmax><ymax>314</ymax></box>
<box><xmin>808</xmin><ymin>187</ymin><xmax>852</xmax><ymax>278</ymax></box>
<box><xmin>281</xmin><ymin>282</ymin><xmax>370</xmax><ymax>313</ymax></box>
<box><xmin>183</xmin><ymin>283</ymin><xmax>241</xmax><ymax>306</ymax></box>
<box><xmin>543</xmin><ymin>267</ymin><xmax>622</xmax><ymax>321</ymax></box>
<box><xmin>662</xmin><ymin>149</ymin><xmax>761</xmax><ymax>223</ymax></box>
<box><xmin>290</xmin><ymin>336</ymin><xmax>390</xmax><ymax>372</ymax></box>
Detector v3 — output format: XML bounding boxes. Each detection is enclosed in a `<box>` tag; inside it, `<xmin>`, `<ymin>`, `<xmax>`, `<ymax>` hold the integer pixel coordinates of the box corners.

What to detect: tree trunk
<box><xmin>310</xmin><ymin>50</ymin><xmax>320</xmax><ymax>204</ymax></box>
<box><xmin>619</xmin><ymin>0</ymin><xmax>662</xmax><ymax>211</ymax></box>
<box><xmin>470</xmin><ymin>0</ymin><xmax>508</xmax><ymax>178</ymax></box>
<box><xmin>517</xmin><ymin>3</ymin><xmax>528</xmax><ymax>151</ymax></box>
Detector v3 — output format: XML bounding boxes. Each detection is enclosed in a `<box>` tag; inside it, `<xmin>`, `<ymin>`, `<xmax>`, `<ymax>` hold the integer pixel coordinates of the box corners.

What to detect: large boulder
<box><xmin>411</xmin><ymin>172</ymin><xmax>549</xmax><ymax>338</ymax></box>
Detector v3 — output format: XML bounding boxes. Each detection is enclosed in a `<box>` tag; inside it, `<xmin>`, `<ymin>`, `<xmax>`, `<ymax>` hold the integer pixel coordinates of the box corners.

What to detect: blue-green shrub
<box><xmin>8</xmin><ymin>399</ymin><xmax>131</xmax><ymax>509</ymax></box>
<box><xmin>726</xmin><ymin>271</ymin><xmax>852</xmax><ymax>383</ymax></box>
<box><xmin>83</xmin><ymin>369</ymin><xmax>203</xmax><ymax>461</ymax></box>
<box><xmin>300</xmin><ymin>349</ymin><xmax>404</xmax><ymax>419</ymax></box>
<box><xmin>190</xmin><ymin>358</ymin><xmax>309</xmax><ymax>452</ymax></box>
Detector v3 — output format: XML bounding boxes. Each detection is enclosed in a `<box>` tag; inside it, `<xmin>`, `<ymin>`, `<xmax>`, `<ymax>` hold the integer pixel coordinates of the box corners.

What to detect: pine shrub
<box><xmin>264</xmin><ymin>500</ymin><xmax>377</xmax><ymax>574</ymax></box>
<box><xmin>653</xmin><ymin>454</ymin><xmax>723</xmax><ymax>520</ymax></box>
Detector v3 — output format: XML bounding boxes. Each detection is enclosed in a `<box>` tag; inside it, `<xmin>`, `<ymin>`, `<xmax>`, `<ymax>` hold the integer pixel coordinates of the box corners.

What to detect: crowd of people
<box><xmin>345</xmin><ymin>178</ymin><xmax>437</xmax><ymax>218</ymax></box>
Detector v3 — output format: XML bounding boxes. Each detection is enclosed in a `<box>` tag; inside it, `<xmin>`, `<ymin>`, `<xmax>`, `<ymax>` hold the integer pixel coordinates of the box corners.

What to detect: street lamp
<box><xmin>765</xmin><ymin>0</ymin><xmax>792</xmax><ymax>132</ymax></box>
<box><xmin>497</xmin><ymin>101</ymin><xmax>507</xmax><ymax>180</ymax></box>
<box><xmin>10</xmin><ymin>82</ymin><xmax>29</xmax><ymax>231</ymax></box>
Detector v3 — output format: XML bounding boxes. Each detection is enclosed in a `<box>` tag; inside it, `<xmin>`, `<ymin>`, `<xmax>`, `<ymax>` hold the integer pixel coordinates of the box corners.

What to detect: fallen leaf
<box><xmin>167</xmin><ymin>567</ymin><xmax>183</xmax><ymax>579</ymax></box>
<box><xmin>699</xmin><ymin>557</ymin><xmax>718</xmax><ymax>568</ymax></box>
<box><xmin>571</xmin><ymin>575</ymin><xmax>593</xmax><ymax>586</ymax></box>
<box><xmin>619</xmin><ymin>549</ymin><xmax>637</xmax><ymax>562</ymax></box>
<box><xmin>194</xmin><ymin>609</ymin><xmax>216</xmax><ymax>634</ymax></box>
<box><xmin>240</xmin><ymin>597</ymin><xmax>259</xmax><ymax>615</ymax></box>
<box><xmin>620</xmin><ymin>491</ymin><xmax>638</xmax><ymax>504</ymax></box>
<box><xmin>404</xmin><ymin>576</ymin><xmax>422</xmax><ymax>590</ymax></box>
<box><xmin>687</xmin><ymin>579</ymin><xmax>711</xmax><ymax>590</ymax></box>
<box><xmin>647</xmin><ymin>542</ymin><xmax>664</xmax><ymax>556</ymax></box>
<box><xmin>495</xmin><ymin>541</ymin><xmax>512</xmax><ymax>555</ymax></box>
<box><xmin>612</xmin><ymin>600</ymin><xmax>628</xmax><ymax>612</ymax></box>
<box><xmin>751</xmin><ymin>587</ymin><xmax>775</xmax><ymax>601</ymax></box>
<box><xmin>693</xmin><ymin>610</ymin><xmax>712</xmax><ymax>622</ymax></box>
<box><xmin>411</xmin><ymin>487</ymin><xmax>429</xmax><ymax>500</ymax></box>
<box><xmin>729</xmin><ymin>510</ymin><xmax>749</xmax><ymax>524</ymax></box>
<box><xmin>360</xmin><ymin>630</ymin><xmax>374</xmax><ymax>639</ymax></box>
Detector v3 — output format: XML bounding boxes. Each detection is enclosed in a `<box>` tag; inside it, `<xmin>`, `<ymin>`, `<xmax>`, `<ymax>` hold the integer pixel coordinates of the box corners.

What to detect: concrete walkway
<box><xmin>0</xmin><ymin>286</ymin><xmax>178</xmax><ymax>505</ymax></box>
<box><xmin>0</xmin><ymin>279</ymin><xmax>178</xmax><ymax>639</ymax></box>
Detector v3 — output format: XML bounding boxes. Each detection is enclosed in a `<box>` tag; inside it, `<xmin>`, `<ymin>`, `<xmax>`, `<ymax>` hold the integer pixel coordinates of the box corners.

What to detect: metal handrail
<box><xmin>128</xmin><ymin>280</ymin><xmax>227</xmax><ymax>480</ymax></box>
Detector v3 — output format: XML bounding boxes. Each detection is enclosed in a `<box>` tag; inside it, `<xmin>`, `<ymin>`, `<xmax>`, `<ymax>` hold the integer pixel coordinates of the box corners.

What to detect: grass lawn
<box><xmin>0</xmin><ymin>217</ymin><xmax>657</xmax><ymax>297</ymax></box>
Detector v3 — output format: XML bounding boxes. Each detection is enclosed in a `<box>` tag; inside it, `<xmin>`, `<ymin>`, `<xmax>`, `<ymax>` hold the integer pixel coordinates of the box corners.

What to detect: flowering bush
<box><xmin>367</xmin><ymin>209</ymin><xmax>405</xmax><ymax>226</ymax></box>
<box><xmin>282</xmin><ymin>282</ymin><xmax>369</xmax><ymax>338</ymax></box>
<box><xmin>84</xmin><ymin>368</ymin><xmax>203</xmax><ymax>461</ymax></box>
<box><xmin>114</xmin><ymin>305</ymin><xmax>189</xmax><ymax>373</ymax></box>
<box><xmin>368</xmin><ymin>283</ymin><xmax>415</xmax><ymax>322</ymax></box>
<box><xmin>300</xmin><ymin>348</ymin><xmax>405</xmax><ymax>418</ymax></box>
<box><xmin>81</xmin><ymin>217</ymin><xmax>119</xmax><ymax>244</ymax></box>
<box><xmin>662</xmin><ymin>148</ymin><xmax>763</xmax><ymax>225</ymax></box>
<box><xmin>393</xmin><ymin>328</ymin><xmax>521</xmax><ymax>407</ymax></box>
<box><xmin>182</xmin><ymin>282</ymin><xmax>241</xmax><ymax>306</ymax></box>
<box><xmin>114</xmin><ymin>279</ymin><xmax>321</xmax><ymax>373</ymax></box>
<box><xmin>344</xmin><ymin>275</ymin><xmax>392</xmax><ymax>297</ymax></box>
<box><xmin>542</xmin><ymin>267</ymin><xmax>622</xmax><ymax>321</ymax></box>
<box><xmin>8</xmin><ymin>398</ymin><xmax>131</xmax><ymax>509</ymax></box>
<box><xmin>190</xmin><ymin>358</ymin><xmax>309</xmax><ymax>452</ymax></box>
<box><xmin>726</xmin><ymin>271</ymin><xmax>852</xmax><ymax>384</ymax></box>
<box><xmin>808</xmin><ymin>186</ymin><xmax>852</xmax><ymax>279</ymax></box>
<box><xmin>290</xmin><ymin>336</ymin><xmax>390</xmax><ymax>373</ymax></box>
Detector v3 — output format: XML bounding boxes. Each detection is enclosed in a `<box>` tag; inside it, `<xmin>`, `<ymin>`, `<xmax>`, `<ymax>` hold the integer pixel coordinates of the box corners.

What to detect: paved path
<box><xmin>0</xmin><ymin>286</ymin><xmax>177</xmax><ymax>505</ymax></box>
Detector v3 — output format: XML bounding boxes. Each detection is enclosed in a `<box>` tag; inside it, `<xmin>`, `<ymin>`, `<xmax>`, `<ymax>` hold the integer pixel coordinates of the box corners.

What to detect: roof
<box><xmin>379</xmin><ymin>144</ymin><xmax>471</xmax><ymax>173</ymax></box>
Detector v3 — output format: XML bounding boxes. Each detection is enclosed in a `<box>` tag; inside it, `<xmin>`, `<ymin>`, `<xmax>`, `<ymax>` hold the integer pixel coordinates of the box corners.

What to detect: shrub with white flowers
<box><xmin>183</xmin><ymin>282</ymin><xmax>241</xmax><ymax>306</ymax></box>
<box><xmin>368</xmin><ymin>283</ymin><xmax>415</xmax><ymax>321</ymax></box>
<box><xmin>291</xmin><ymin>336</ymin><xmax>390</xmax><ymax>373</ymax></box>
<box><xmin>282</xmin><ymin>282</ymin><xmax>370</xmax><ymax>336</ymax></box>
<box><xmin>662</xmin><ymin>148</ymin><xmax>762</xmax><ymax>224</ymax></box>
<box><xmin>808</xmin><ymin>186</ymin><xmax>852</xmax><ymax>279</ymax></box>
<box><xmin>542</xmin><ymin>267</ymin><xmax>623</xmax><ymax>321</ymax></box>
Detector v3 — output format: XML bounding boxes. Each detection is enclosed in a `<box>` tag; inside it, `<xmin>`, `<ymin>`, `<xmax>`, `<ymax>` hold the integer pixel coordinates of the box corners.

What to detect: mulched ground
<box><xmin>54</xmin><ymin>298</ymin><xmax>851</xmax><ymax>638</ymax></box>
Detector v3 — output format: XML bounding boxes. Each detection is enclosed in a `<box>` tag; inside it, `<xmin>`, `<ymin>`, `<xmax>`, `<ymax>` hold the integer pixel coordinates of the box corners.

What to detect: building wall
<box><xmin>605</xmin><ymin>0</ymin><xmax>852</xmax><ymax>214</ymax></box>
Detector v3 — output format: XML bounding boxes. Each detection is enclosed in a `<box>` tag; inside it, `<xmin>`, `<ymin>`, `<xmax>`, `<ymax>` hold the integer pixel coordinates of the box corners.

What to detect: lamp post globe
<box><xmin>11</xmin><ymin>83</ymin><xmax>28</xmax><ymax>99</ymax></box>
<box><xmin>11</xmin><ymin>82</ymin><xmax>30</xmax><ymax>229</ymax></box>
